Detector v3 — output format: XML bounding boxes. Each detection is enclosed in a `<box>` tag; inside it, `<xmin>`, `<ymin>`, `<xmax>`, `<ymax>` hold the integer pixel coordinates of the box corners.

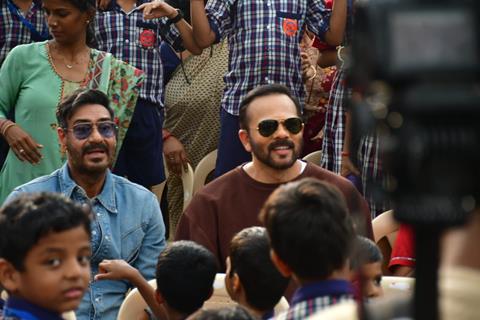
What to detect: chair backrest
<box><xmin>302</xmin><ymin>150</ymin><xmax>322</xmax><ymax>165</ymax></box>
<box><xmin>372</xmin><ymin>210</ymin><xmax>399</xmax><ymax>245</ymax></box>
<box><xmin>117</xmin><ymin>279</ymin><xmax>156</xmax><ymax>320</ymax></box>
<box><xmin>151</xmin><ymin>157</ymin><xmax>194</xmax><ymax>211</ymax></box>
<box><xmin>193</xmin><ymin>149</ymin><xmax>217</xmax><ymax>195</ymax></box>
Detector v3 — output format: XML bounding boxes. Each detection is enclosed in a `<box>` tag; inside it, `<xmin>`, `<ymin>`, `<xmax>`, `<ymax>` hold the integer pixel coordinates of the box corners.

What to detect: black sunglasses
<box><xmin>69</xmin><ymin>121</ymin><xmax>118</xmax><ymax>140</ymax></box>
<box><xmin>256</xmin><ymin>117</ymin><xmax>304</xmax><ymax>137</ymax></box>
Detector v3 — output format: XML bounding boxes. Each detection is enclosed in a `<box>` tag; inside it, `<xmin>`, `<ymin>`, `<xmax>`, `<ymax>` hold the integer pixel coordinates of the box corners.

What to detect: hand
<box><xmin>341</xmin><ymin>154</ymin><xmax>360</xmax><ymax>177</ymax></box>
<box><xmin>163</xmin><ymin>136</ymin><xmax>189</xmax><ymax>175</ymax></box>
<box><xmin>310</xmin><ymin>128</ymin><xmax>324</xmax><ymax>141</ymax></box>
<box><xmin>95</xmin><ymin>259</ymin><xmax>139</xmax><ymax>282</ymax></box>
<box><xmin>4</xmin><ymin>124</ymin><xmax>43</xmax><ymax>164</ymax></box>
<box><xmin>139</xmin><ymin>1</ymin><xmax>177</xmax><ymax>20</ymax></box>
<box><xmin>97</xmin><ymin>0</ymin><xmax>111</xmax><ymax>10</ymax></box>
<box><xmin>301</xmin><ymin>52</ymin><xmax>316</xmax><ymax>80</ymax></box>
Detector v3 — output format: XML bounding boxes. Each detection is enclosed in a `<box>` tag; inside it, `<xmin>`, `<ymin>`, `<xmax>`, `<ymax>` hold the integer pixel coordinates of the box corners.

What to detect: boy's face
<box><xmin>8</xmin><ymin>226</ymin><xmax>91</xmax><ymax>313</ymax></box>
<box><xmin>361</xmin><ymin>261</ymin><xmax>383</xmax><ymax>299</ymax></box>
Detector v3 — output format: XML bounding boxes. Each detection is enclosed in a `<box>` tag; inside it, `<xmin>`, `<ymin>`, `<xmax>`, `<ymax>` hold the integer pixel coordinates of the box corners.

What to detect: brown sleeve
<box><xmin>174</xmin><ymin>192</ymin><xmax>222</xmax><ymax>266</ymax></box>
<box><xmin>345</xmin><ymin>185</ymin><xmax>373</xmax><ymax>239</ymax></box>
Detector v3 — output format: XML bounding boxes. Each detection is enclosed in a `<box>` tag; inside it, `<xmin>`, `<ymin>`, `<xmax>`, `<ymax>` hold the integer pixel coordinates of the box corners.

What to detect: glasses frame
<box><xmin>66</xmin><ymin>121</ymin><xmax>118</xmax><ymax>140</ymax></box>
<box><xmin>256</xmin><ymin>117</ymin><xmax>304</xmax><ymax>137</ymax></box>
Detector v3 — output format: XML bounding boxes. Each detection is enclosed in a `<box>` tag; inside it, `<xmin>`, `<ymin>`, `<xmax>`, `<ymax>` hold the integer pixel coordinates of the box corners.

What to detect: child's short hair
<box><xmin>229</xmin><ymin>227</ymin><xmax>289</xmax><ymax>311</ymax></box>
<box><xmin>0</xmin><ymin>193</ymin><xmax>91</xmax><ymax>270</ymax></box>
<box><xmin>156</xmin><ymin>241</ymin><xmax>217</xmax><ymax>315</ymax></box>
<box><xmin>351</xmin><ymin>236</ymin><xmax>383</xmax><ymax>270</ymax></box>
<box><xmin>259</xmin><ymin>178</ymin><xmax>355</xmax><ymax>280</ymax></box>
<box><xmin>192</xmin><ymin>306</ymin><xmax>255</xmax><ymax>320</ymax></box>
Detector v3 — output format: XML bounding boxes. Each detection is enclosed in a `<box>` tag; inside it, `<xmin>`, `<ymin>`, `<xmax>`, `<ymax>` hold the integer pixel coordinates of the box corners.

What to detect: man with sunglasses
<box><xmin>175</xmin><ymin>84</ymin><xmax>372</xmax><ymax>271</ymax></box>
<box><xmin>5</xmin><ymin>89</ymin><xmax>166</xmax><ymax>320</ymax></box>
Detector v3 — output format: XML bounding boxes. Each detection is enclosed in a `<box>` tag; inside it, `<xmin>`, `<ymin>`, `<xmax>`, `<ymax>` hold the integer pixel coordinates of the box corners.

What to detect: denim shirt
<box><xmin>6</xmin><ymin>163</ymin><xmax>167</xmax><ymax>320</ymax></box>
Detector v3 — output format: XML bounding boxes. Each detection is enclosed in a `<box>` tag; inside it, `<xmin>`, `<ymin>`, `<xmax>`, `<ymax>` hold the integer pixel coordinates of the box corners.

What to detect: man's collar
<box><xmin>58</xmin><ymin>164</ymin><xmax>118</xmax><ymax>214</ymax></box>
<box><xmin>291</xmin><ymin>279</ymin><xmax>353</xmax><ymax>305</ymax></box>
<box><xmin>3</xmin><ymin>296</ymin><xmax>64</xmax><ymax>320</ymax></box>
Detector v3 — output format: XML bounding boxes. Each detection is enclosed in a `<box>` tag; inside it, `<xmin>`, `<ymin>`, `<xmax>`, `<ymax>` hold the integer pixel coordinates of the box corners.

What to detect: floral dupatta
<box><xmin>86</xmin><ymin>50</ymin><xmax>144</xmax><ymax>162</ymax></box>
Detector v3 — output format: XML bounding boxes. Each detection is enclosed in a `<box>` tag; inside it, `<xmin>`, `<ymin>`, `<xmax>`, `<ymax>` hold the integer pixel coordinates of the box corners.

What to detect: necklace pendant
<box><xmin>66</xmin><ymin>64</ymin><xmax>73</xmax><ymax>69</ymax></box>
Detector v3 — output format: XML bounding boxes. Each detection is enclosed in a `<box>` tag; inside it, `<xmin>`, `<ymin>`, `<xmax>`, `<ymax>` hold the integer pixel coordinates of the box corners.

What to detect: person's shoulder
<box><xmin>7</xmin><ymin>41</ymin><xmax>46</xmax><ymax>58</ymax></box>
<box><xmin>303</xmin><ymin>162</ymin><xmax>354</xmax><ymax>190</ymax></box>
<box><xmin>12</xmin><ymin>170</ymin><xmax>60</xmax><ymax>193</ymax></box>
<box><xmin>195</xmin><ymin>167</ymin><xmax>245</xmax><ymax>197</ymax></box>
<box><xmin>111</xmin><ymin>174</ymin><xmax>155</xmax><ymax>199</ymax></box>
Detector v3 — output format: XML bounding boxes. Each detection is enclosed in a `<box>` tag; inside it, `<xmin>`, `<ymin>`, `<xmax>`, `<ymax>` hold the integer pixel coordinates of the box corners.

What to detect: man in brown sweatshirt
<box><xmin>175</xmin><ymin>84</ymin><xmax>372</xmax><ymax>270</ymax></box>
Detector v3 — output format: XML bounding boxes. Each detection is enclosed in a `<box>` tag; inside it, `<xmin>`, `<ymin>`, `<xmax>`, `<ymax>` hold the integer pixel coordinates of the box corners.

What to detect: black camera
<box><xmin>350</xmin><ymin>0</ymin><xmax>480</xmax><ymax>226</ymax></box>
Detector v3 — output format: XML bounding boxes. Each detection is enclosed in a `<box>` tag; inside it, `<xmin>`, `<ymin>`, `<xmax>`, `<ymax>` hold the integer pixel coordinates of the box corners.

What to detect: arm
<box><xmin>133</xmin><ymin>194</ymin><xmax>167</xmax><ymax>280</ymax></box>
<box><xmin>341</xmin><ymin>111</ymin><xmax>360</xmax><ymax>177</ymax></box>
<box><xmin>0</xmin><ymin>48</ymin><xmax>43</xmax><ymax>164</ymax></box>
<box><xmin>324</xmin><ymin>0</ymin><xmax>348</xmax><ymax>46</ymax></box>
<box><xmin>317</xmin><ymin>49</ymin><xmax>338</xmax><ymax>68</ymax></box>
<box><xmin>189</xmin><ymin>0</ymin><xmax>217</xmax><ymax>48</ymax></box>
<box><xmin>140</xmin><ymin>1</ymin><xmax>203</xmax><ymax>55</ymax></box>
<box><xmin>307</xmin><ymin>0</ymin><xmax>348</xmax><ymax>47</ymax></box>
<box><xmin>95</xmin><ymin>260</ymin><xmax>168</xmax><ymax>319</ymax></box>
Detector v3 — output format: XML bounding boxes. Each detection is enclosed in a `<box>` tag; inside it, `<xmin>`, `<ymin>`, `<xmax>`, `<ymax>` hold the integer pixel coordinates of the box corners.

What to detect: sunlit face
<box><xmin>43</xmin><ymin>0</ymin><xmax>92</xmax><ymax>45</ymax></box>
<box><xmin>241</xmin><ymin>94</ymin><xmax>303</xmax><ymax>170</ymax></box>
<box><xmin>8</xmin><ymin>226</ymin><xmax>91</xmax><ymax>314</ymax></box>
<box><xmin>361</xmin><ymin>262</ymin><xmax>384</xmax><ymax>299</ymax></box>
<box><xmin>58</xmin><ymin>104</ymin><xmax>117</xmax><ymax>176</ymax></box>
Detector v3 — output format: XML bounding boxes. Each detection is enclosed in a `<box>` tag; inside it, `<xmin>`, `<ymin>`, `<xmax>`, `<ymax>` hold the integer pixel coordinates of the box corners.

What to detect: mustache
<box><xmin>268</xmin><ymin>139</ymin><xmax>295</xmax><ymax>151</ymax></box>
<box><xmin>82</xmin><ymin>143</ymin><xmax>109</xmax><ymax>155</ymax></box>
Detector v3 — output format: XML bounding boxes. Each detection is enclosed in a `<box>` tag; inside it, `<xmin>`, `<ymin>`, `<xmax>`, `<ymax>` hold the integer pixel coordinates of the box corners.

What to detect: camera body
<box><xmin>350</xmin><ymin>0</ymin><xmax>480</xmax><ymax>226</ymax></box>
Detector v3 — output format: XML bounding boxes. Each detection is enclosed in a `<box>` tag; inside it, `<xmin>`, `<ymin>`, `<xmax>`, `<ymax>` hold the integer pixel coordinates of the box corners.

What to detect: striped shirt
<box><xmin>275</xmin><ymin>280</ymin><xmax>354</xmax><ymax>320</ymax></box>
<box><xmin>0</xmin><ymin>0</ymin><xmax>47</xmax><ymax>65</ymax></box>
<box><xmin>94</xmin><ymin>0</ymin><xmax>182</xmax><ymax>105</ymax></box>
<box><xmin>206</xmin><ymin>0</ymin><xmax>331</xmax><ymax>115</ymax></box>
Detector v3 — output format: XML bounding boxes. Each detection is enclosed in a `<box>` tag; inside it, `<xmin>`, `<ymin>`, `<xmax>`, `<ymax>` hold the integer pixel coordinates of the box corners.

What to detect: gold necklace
<box><xmin>48</xmin><ymin>42</ymin><xmax>90</xmax><ymax>70</ymax></box>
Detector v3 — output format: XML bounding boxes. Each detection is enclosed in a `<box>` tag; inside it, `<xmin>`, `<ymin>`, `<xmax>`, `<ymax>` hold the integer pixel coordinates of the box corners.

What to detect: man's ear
<box><xmin>270</xmin><ymin>250</ymin><xmax>293</xmax><ymax>278</ymax></box>
<box><xmin>0</xmin><ymin>258</ymin><xmax>21</xmax><ymax>293</ymax></box>
<box><xmin>57</xmin><ymin>126</ymin><xmax>67</xmax><ymax>152</ymax></box>
<box><xmin>238</xmin><ymin>129</ymin><xmax>252</xmax><ymax>153</ymax></box>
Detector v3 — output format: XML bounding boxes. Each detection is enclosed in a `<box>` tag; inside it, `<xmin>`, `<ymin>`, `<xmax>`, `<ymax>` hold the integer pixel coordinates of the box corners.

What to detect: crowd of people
<box><xmin>1</xmin><ymin>0</ymin><xmax>477</xmax><ymax>319</ymax></box>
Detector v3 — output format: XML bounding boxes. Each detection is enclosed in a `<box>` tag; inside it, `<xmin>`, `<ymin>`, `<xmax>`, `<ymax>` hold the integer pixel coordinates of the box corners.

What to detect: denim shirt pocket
<box><xmin>121</xmin><ymin>225</ymin><xmax>145</xmax><ymax>264</ymax></box>
<box><xmin>276</xmin><ymin>11</ymin><xmax>302</xmax><ymax>37</ymax></box>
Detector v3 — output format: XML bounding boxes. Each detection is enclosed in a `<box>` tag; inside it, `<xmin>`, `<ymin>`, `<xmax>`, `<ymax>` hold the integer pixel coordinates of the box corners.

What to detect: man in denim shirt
<box><xmin>5</xmin><ymin>89</ymin><xmax>166</xmax><ymax>320</ymax></box>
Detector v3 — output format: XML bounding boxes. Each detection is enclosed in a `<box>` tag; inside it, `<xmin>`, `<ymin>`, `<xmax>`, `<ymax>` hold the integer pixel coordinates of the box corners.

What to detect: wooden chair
<box><xmin>302</xmin><ymin>150</ymin><xmax>322</xmax><ymax>165</ymax></box>
<box><xmin>193</xmin><ymin>149</ymin><xmax>217</xmax><ymax>195</ymax></box>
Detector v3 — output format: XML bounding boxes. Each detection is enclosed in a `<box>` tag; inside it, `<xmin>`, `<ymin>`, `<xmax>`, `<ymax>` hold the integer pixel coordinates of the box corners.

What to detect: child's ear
<box><xmin>232</xmin><ymin>273</ymin><xmax>242</xmax><ymax>293</ymax></box>
<box><xmin>0</xmin><ymin>259</ymin><xmax>21</xmax><ymax>292</ymax></box>
<box><xmin>270</xmin><ymin>250</ymin><xmax>293</xmax><ymax>278</ymax></box>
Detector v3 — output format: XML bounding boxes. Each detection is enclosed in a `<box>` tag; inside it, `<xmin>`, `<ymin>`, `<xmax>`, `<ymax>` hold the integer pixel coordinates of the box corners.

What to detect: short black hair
<box><xmin>192</xmin><ymin>306</ymin><xmax>255</xmax><ymax>320</ymax></box>
<box><xmin>229</xmin><ymin>227</ymin><xmax>289</xmax><ymax>311</ymax></box>
<box><xmin>156</xmin><ymin>241</ymin><xmax>218</xmax><ymax>315</ymax></box>
<box><xmin>56</xmin><ymin>88</ymin><xmax>114</xmax><ymax>129</ymax></box>
<box><xmin>0</xmin><ymin>193</ymin><xmax>92</xmax><ymax>271</ymax></box>
<box><xmin>260</xmin><ymin>178</ymin><xmax>355</xmax><ymax>281</ymax></box>
<box><xmin>351</xmin><ymin>236</ymin><xmax>383</xmax><ymax>270</ymax></box>
<box><xmin>238</xmin><ymin>84</ymin><xmax>302</xmax><ymax>130</ymax></box>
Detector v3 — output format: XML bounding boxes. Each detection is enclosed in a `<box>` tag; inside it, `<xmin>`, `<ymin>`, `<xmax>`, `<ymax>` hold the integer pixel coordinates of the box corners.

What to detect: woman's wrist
<box><xmin>163</xmin><ymin>130</ymin><xmax>173</xmax><ymax>142</ymax></box>
<box><xmin>1</xmin><ymin>120</ymin><xmax>16</xmax><ymax>137</ymax></box>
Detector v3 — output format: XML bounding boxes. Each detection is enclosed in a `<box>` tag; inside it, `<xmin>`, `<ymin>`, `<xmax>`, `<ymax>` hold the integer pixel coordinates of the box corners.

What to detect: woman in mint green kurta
<box><xmin>0</xmin><ymin>41</ymin><xmax>143</xmax><ymax>204</ymax></box>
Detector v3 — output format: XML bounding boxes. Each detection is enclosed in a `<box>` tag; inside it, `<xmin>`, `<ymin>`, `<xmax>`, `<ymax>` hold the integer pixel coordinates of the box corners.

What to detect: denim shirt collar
<box><xmin>58</xmin><ymin>163</ymin><xmax>118</xmax><ymax>214</ymax></box>
<box><xmin>3</xmin><ymin>296</ymin><xmax>64</xmax><ymax>320</ymax></box>
<box><xmin>291</xmin><ymin>279</ymin><xmax>353</xmax><ymax>305</ymax></box>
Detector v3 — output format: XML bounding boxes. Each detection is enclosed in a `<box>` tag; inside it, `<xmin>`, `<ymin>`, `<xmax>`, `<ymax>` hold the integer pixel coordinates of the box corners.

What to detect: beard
<box><xmin>66</xmin><ymin>141</ymin><xmax>114</xmax><ymax>176</ymax></box>
<box><xmin>250</xmin><ymin>138</ymin><xmax>302</xmax><ymax>170</ymax></box>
